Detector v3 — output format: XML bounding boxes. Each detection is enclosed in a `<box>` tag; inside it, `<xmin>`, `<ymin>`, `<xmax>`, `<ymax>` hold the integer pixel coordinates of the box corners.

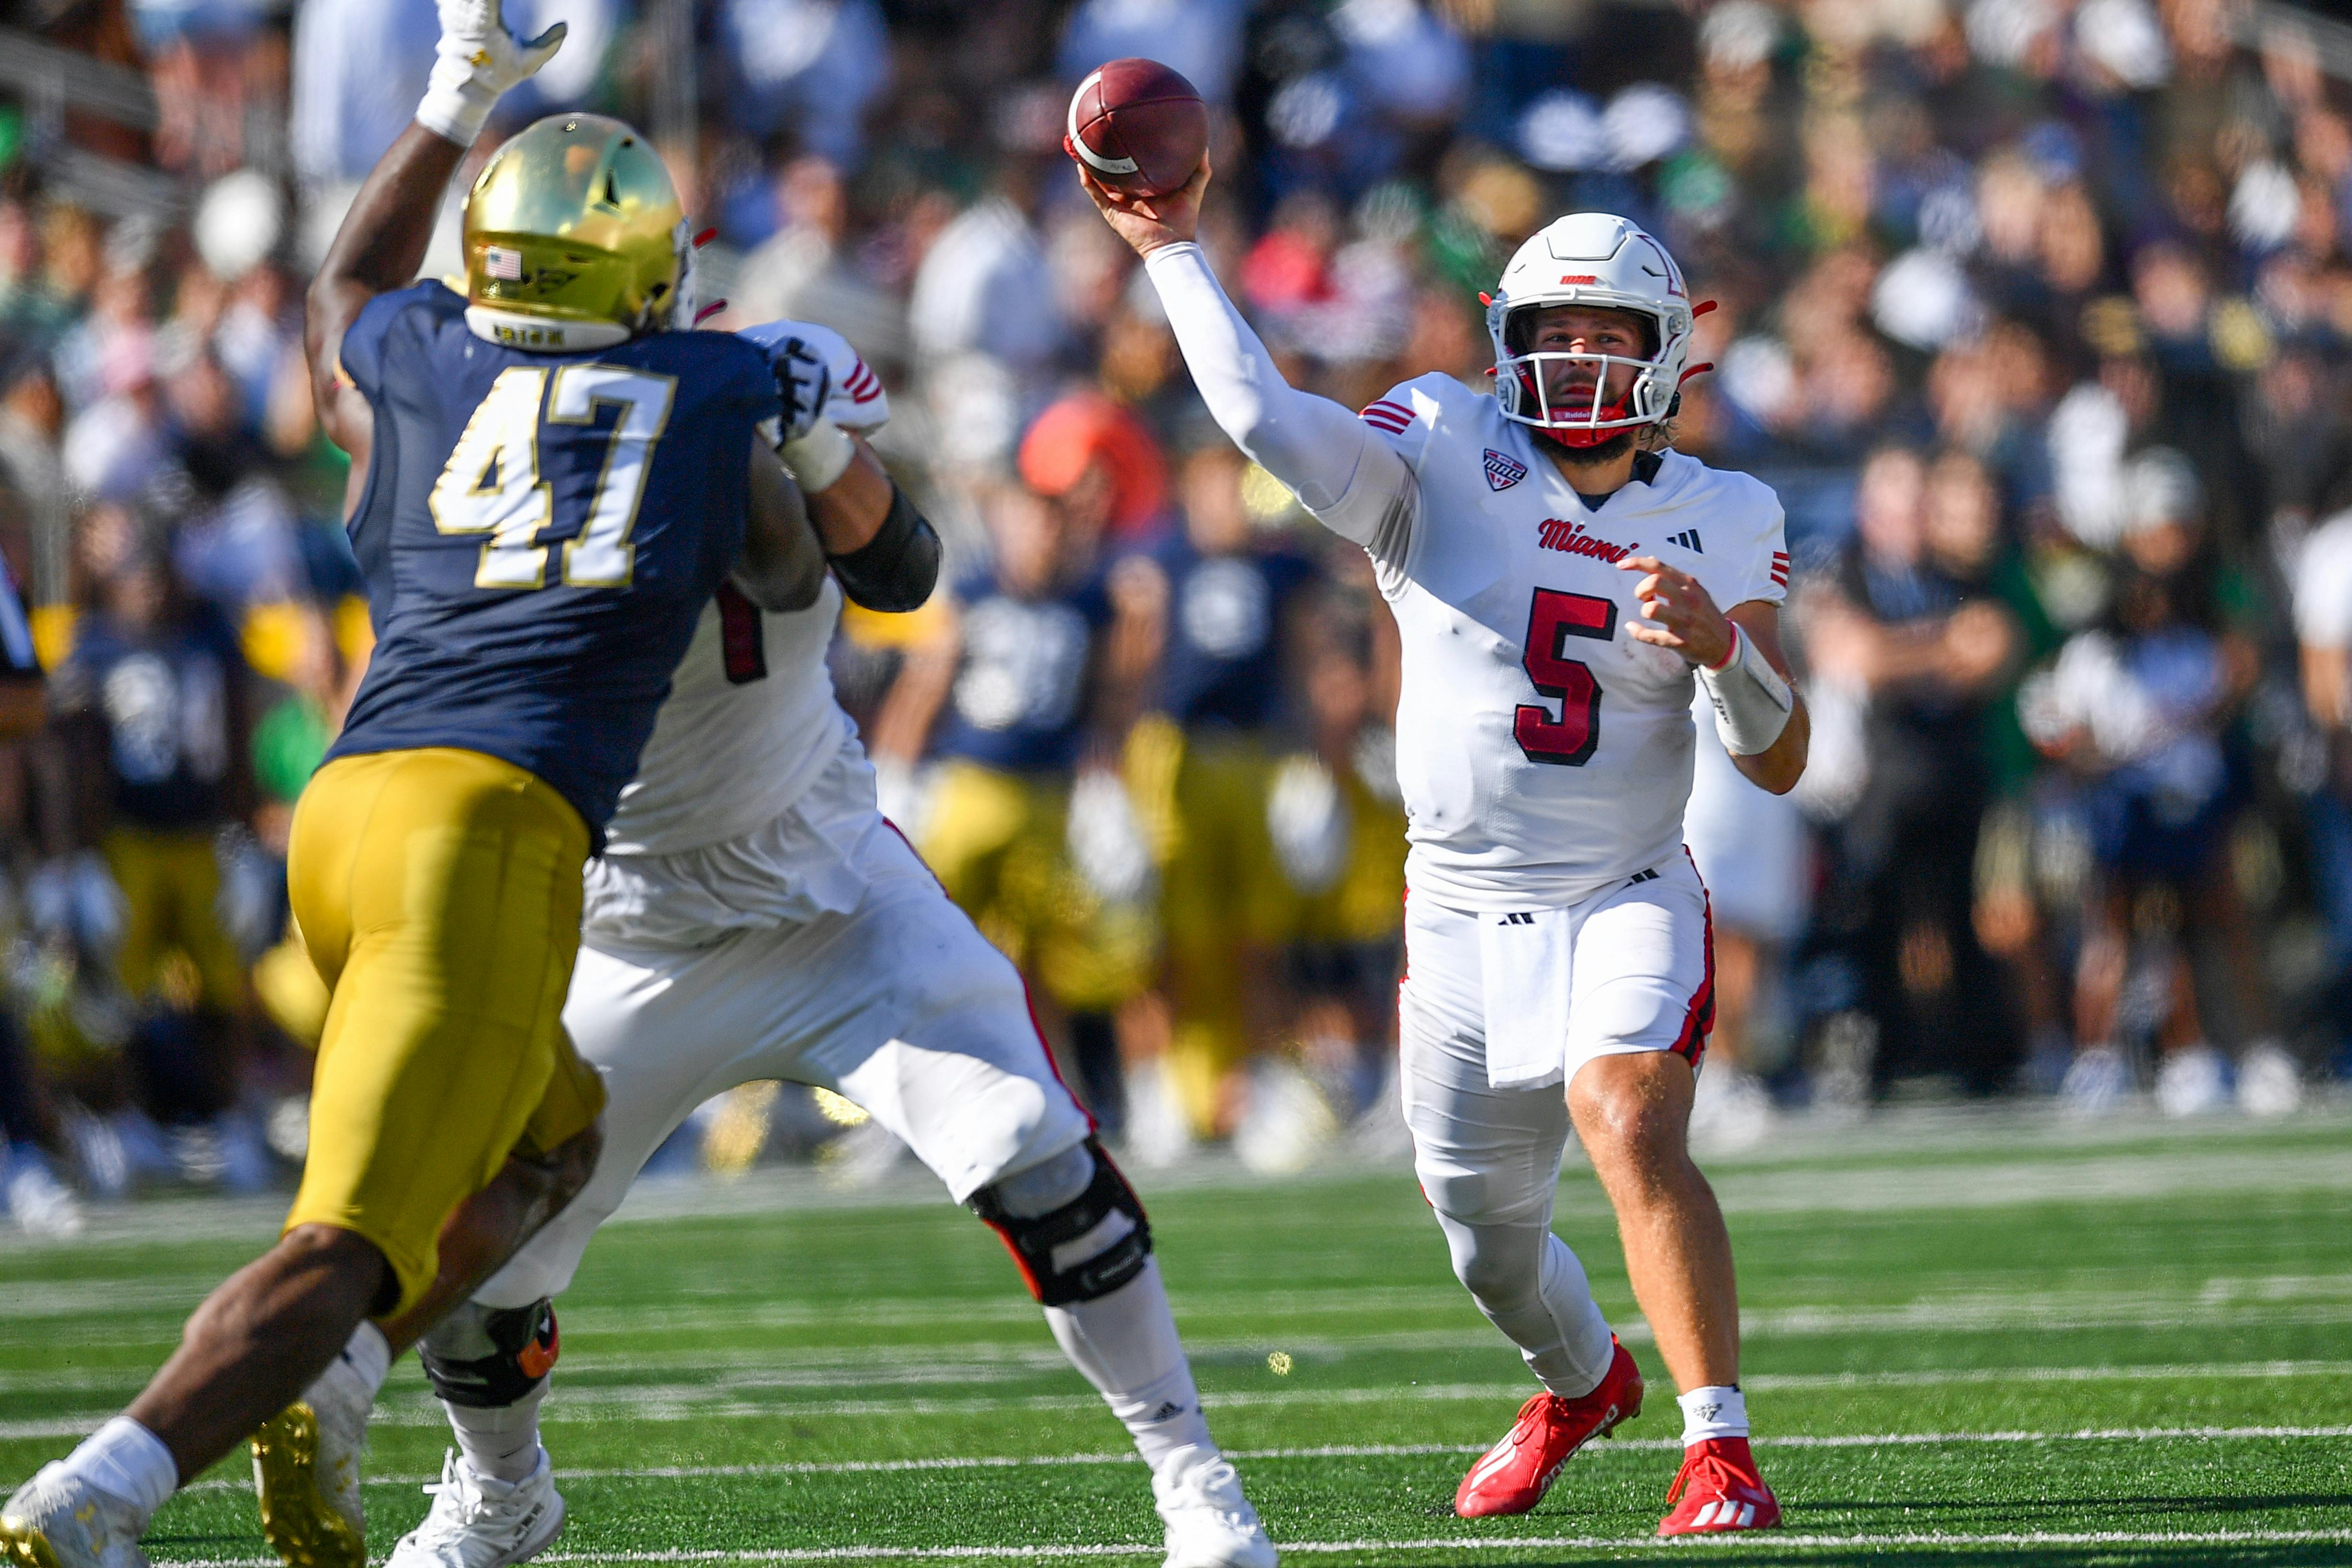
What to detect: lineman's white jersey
<box><xmin>1360</xmin><ymin>373</ymin><xmax>1787</xmax><ymax>911</ymax></box>
<box><xmin>600</xmin><ymin>324</ymin><xmax>891</xmax><ymax>860</ymax></box>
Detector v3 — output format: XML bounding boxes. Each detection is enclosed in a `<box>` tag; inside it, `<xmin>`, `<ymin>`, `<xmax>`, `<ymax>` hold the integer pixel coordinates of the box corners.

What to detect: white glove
<box><xmin>416</xmin><ymin>0</ymin><xmax>567</xmax><ymax>148</ymax></box>
<box><xmin>771</xmin><ymin>336</ymin><xmax>833</xmax><ymax>445</ymax></box>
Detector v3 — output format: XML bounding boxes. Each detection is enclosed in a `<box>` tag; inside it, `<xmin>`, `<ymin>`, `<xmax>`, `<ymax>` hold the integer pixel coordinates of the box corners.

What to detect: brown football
<box><xmin>1064</xmin><ymin>58</ymin><xmax>1208</xmax><ymax>198</ymax></box>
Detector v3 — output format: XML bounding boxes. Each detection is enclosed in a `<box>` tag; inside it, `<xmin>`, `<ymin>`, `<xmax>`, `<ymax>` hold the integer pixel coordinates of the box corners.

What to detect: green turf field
<box><xmin>4</xmin><ymin>1109</ymin><xmax>2349</xmax><ymax>1565</ymax></box>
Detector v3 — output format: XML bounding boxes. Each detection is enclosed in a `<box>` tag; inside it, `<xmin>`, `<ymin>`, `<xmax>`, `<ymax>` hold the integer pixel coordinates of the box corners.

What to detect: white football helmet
<box><xmin>1486</xmin><ymin>213</ymin><xmax>1698</xmax><ymax>447</ymax></box>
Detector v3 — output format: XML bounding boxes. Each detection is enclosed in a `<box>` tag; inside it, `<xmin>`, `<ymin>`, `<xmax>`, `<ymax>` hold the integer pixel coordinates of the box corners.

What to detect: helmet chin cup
<box><xmin>1543</xmin><ymin>423</ymin><xmax>1627</xmax><ymax>450</ymax></box>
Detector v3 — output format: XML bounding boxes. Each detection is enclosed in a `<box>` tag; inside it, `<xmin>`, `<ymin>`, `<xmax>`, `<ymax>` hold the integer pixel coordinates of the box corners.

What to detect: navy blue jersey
<box><xmin>1151</xmin><ymin>540</ymin><xmax>1318</xmax><ymax>730</ymax></box>
<box><xmin>326</xmin><ymin>283</ymin><xmax>779</xmax><ymax>843</ymax></box>
<box><xmin>933</xmin><ymin>570</ymin><xmax>1112</xmax><ymax>774</ymax></box>
<box><xmin>59</xmin><ymin>606</ymin><xmax>243</xmax><ymax>832</ymax></box>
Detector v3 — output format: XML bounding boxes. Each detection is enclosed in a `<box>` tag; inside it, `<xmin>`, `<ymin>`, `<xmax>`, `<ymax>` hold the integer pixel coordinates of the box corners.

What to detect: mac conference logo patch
<box><xmin>1484</xmin><ymin>448</ymin><xmax>1528</xmax><ymax>491</ymax></box>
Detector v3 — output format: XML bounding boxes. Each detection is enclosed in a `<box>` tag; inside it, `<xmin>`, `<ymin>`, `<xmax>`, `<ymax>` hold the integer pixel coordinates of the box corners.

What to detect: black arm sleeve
<box><xmin>825</xmin><ymin>483</ymin><xmax>941</xmax><ymax>614</ymax></box>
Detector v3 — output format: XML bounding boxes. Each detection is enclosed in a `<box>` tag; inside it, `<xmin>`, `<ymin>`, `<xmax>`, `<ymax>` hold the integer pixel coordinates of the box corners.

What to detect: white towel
<box><xmin>1478</xmin><ymin>907</ymin><xmax>1574</xmax><ymax>1091</ymax></box>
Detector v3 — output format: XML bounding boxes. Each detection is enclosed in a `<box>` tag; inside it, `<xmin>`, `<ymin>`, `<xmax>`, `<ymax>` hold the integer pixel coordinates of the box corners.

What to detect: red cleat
<box><xmin>1656</xmin><ymin>1435</ymin><xmax>1781</xmax><ymax>1535</ymax></box>
<box><xmin>1453</xmin><ymin>1337</ymin><xmax>1643</xmax><ymax>1517</ymax></box>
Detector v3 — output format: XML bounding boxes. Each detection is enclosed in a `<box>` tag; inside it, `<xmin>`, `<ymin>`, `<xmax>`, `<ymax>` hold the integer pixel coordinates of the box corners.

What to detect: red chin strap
<box><xmin>1514</xmin><ymin>362</ymin><xmax>1635</xmax><ymax>448</ymax></box>
<box><xmin>1542</xmin><ymin>417</ymin><xmax>1633</xmax><ymax>450</ymax></box>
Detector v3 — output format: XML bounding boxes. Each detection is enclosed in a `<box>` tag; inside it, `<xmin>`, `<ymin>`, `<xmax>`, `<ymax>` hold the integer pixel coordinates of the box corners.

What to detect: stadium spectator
<box><xmin>871</xmin><ymin>479</ymin><xmax>1158</xmax><ymax>1137</ymax></box>
<box><xmin>1019</xmin><ymin>391</ymin><xmax>1171</xmax><ymax>546</ymax></box>
<box><xmin>2024</xmin><ymin>451</ymin><xmax>2295</xmax><ymax>1115</ymax></box>
<box><xmin>287</xmin><ymin>0</ymin><xmax>437</xmax><ymax>189</ymax></box>
<box><xmin>1058</xmin><ymin>0</ymin><xmax>1250</xmax><ymax>107</ymax></box>
<box><xmin>717</xmin><ymin>0</ymin><xmax>891</xmax><ymax>169</ymax></box>
<box><xmin>1806</xmin><ymin>444</ymin><xmax>2024</xmax><ymax>1094</ymax></box>
<box><xmin>729</xmin><ymin>154</ymin><xmax>910</xmax><ymax>367</ymax></box>
<box><xmin>1279</xmin><ymin>545</ymin><xmax>1406</xmax><ymax>1129</ymax></box>
<box><xmin>49</xmin><ymin>547</ymin><xmax>266</xmax><ymax>1186</ymax></box>
<box><xmin>1132</xmin><ymin>445</ymin><xmax>1322</xmax><ymax>1142</ymax></box>
<box><xmin>2294</xmin><ymin>497</ymin><xmax>2352</xmax><ymax>1079</ymax></box>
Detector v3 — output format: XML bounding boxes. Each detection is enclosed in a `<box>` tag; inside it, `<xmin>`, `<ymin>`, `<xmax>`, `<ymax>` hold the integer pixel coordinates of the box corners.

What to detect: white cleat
<box><xmin>1153</xmin><ymin>1447</ymin><xmax>1276</xmax><ymax>1568</ymax></box>
<box><xmin>0</xmin><ymin>1462</ymin><xmax>151</xmax><ymax>1568</ymax></box>
<box><xmin>252</xmin><ymin>1340</ymin><xmax>375</xmax><ymax>1568</ymax></box>
<box><xmin>2</xmin><ymin>1145</ymin><xmax>84</xmax><ymax>1239</ymax></box>
<box><xmin>387</xmin><ymin>1451</ymin><xmax>565</xmax><ymax>1568</ymax></box>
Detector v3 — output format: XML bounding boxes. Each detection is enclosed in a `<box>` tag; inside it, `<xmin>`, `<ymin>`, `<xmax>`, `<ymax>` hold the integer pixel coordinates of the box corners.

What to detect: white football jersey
<box><xmin>601</xmin><ymin>324</ymin><xmax>891</xmax><ymax>858</ymax></box>
<box><xmin>1359</xmin><ymin>373</ymin><xmax>1788</xmax><ymax>911</ymax></box>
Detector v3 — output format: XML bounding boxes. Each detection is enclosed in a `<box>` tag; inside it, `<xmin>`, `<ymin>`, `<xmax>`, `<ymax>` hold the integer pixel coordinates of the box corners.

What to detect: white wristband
<box><xmin>1697</xmin><ymin>624</ymin><xmax>1793</xmax><ymax>756</ymax></box>
<box><xmin>778</xmin><ymin>417</ymin><xmax>856</xmax><ymax>492</ymax></box>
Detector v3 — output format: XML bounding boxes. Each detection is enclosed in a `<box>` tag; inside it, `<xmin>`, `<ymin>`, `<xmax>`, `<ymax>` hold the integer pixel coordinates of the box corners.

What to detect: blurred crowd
<box><xmin>0</xmin><ymin>0</ymin><xmax>2349</xmax><ymax>1233</ymax></box>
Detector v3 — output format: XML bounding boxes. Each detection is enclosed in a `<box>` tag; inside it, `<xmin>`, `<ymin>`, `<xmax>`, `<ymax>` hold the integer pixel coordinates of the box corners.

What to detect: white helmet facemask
<box><xmin>1484</xmin><ymin>214</ymin><xmax>1706</xmax><ymax>447</ymax></box>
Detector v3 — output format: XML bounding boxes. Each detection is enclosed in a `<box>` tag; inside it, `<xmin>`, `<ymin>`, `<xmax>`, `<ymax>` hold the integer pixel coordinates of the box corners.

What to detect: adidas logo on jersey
<box><xmin>1536</xmin><ymin>517</ymin><xmax>1636</xmax><ymax>564</ymax></box>
<box><xmin>1668</xmin><ymin>529</ymin><xmax>1703</xmax><ymax>552</ymax></box>
<box><xmin>1484</xmin><ymin>448</ymin><xmax>1529</xmax><ymax>491</ymax></box>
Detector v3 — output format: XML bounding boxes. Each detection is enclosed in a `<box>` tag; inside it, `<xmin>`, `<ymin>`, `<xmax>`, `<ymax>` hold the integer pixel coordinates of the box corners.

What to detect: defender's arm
<box><xmin>734</xmin><ymin>437</ymin><xmax>826</xmax><ymax>613</ymax></box>
<box><xmin>305</xmin><ymin>125</ymin><xmax>467</xmax><ymax>466</ymax></box>
<box><xmin>307</xmin><ymin>0</ymin><xmax>566</xmax><ymax>468</ymax></box>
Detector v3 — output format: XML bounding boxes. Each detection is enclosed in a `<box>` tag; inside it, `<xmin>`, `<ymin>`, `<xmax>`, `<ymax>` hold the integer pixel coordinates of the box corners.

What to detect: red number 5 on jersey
<box><xmin>1514</xmin><ymin>587</ymin><xmax>1615</xmax><ymax>766</ymax></box>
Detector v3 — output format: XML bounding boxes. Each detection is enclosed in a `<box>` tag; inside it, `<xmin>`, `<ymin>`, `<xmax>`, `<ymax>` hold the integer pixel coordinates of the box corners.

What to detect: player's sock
<box><xmin>1043</xmin><ymin>1257</ymin><xmax>1217</xmax><ymax>1473</ymax></box>
<box><xmin>443</xmin><ymin>1384</ymin><xmax>548</xmax><ymax>1484</ymax></box>
<box><xmin>1435</xmin><ymin>1212</ymin><xmax>1616</xmax><ymax>1398</ymax></box>
<box><xmin>56</xmin><ymin>1416</ymin><xmax>177</xmax><ymax>1525</ymax></box>
<box><xmin>1676</xmin><ymin>1385</ymin><xmax>1748</xmax><ymax>1444</ymax></box>
<box><xmin>338</xmin><ymin>1320</ymin><xmax>393</xmax><ymax>1398</ymax></box>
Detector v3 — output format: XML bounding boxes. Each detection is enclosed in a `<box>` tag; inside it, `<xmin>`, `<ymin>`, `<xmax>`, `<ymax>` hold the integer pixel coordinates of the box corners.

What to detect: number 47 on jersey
<box><xmin>429</xmin><ymin>363</ymin><xmax>678</xmax><ymax>591</ymax></box>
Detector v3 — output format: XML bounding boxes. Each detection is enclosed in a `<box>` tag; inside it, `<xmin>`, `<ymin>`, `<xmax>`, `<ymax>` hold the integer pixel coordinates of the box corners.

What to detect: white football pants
<box><xmin>477</xmin><ymin>820</ymin><xmax>1094</xmax><ymax>1309</ymax></box>
<box><xmin>1398</xmin><ymin>853</ymin><xmax>1714</xmax><ymax>1398</ymax></box>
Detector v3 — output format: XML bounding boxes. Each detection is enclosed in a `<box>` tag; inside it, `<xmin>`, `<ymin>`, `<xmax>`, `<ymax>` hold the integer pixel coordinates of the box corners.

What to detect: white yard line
<box><xmin>22</xmin><ymin>1341</ymin><xmax>2352</xmax><ymax>1404</ymax></box>
<box><xmin>25</xmin><ymin>1343</ymin><xmax>2342</xmax><ymax>1406</ymax></box>
<box><xmin>155</xmin><ymin>1425</ymin><xmax>2352</xmax><ymax>1495</ymax></box>
<box><xmin>16</xmin><ymin>1357</ymin><xmax>2345</xmax><ymax>1442</ymax></box>
<box><xmin>533</xmin><ymin>1289</ymin><xmax>2352</xmax><ymax>1348</ymax></box>
<box><xmin>1742</xmin><ymin>1358</ymin><xmax>2352</xmax><ymax>1390</ymax></box>
<box><xmin>148</xmin><ymin>1526</ymin><xmax>2352</xmax><ymax>1566</ymax></box>
<box><xmin>18</xmin><ymin>1267</ymin><xmax>2352</xmax><ymax>1333</ymax></box>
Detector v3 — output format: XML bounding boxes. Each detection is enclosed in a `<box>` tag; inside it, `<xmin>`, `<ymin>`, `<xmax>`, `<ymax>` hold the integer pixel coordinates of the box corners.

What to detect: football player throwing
<box><xmin>1084</xmin><ymin>155</ymin><xmax>1806</xmax><ymax>1537</ymax></box>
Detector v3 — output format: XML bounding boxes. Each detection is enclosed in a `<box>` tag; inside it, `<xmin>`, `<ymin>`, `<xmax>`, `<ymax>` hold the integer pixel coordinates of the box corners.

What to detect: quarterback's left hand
<box><xmin>416</xmin><ymin>0</ymin><xmax>567</xmax><ymax>147</ymax></box>
<box><xmin>1618</xmin><ymin>555</ymin><xmax>1733</xmax><ymax>669</ymax></box>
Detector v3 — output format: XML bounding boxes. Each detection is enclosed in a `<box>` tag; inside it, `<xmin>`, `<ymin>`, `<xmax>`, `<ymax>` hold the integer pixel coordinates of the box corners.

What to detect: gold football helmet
<box><xmin>462</xmin><ymin>113</ymin><xmax>687</xmax><ymax>343</ymax></box>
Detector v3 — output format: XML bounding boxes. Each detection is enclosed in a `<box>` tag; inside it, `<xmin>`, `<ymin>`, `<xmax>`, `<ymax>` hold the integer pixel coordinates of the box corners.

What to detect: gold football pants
<box><xmin>284</xmin><ymin>747</ymin><xmax>604</xmax><ymax>1317</ymax></box>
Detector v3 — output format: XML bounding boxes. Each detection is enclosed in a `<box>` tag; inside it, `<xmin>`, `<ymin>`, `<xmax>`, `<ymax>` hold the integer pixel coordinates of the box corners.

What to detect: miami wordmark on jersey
<box><xmin>1361</xmin><ymin>373</ymin><xmax>1787</xmax><ymax>912</ymax></box>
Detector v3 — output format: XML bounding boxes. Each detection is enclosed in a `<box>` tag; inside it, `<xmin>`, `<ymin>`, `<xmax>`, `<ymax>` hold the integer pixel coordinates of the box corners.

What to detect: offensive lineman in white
<box><xmin>1081</xmin><ymin>157</ymin><xmax>1807</xmax><ymax>1536</ymax></box>
<box><xmin>250</xmin><ymin>323</ymin><xmax>1276</xmax><ymax>1568</ymax></box>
